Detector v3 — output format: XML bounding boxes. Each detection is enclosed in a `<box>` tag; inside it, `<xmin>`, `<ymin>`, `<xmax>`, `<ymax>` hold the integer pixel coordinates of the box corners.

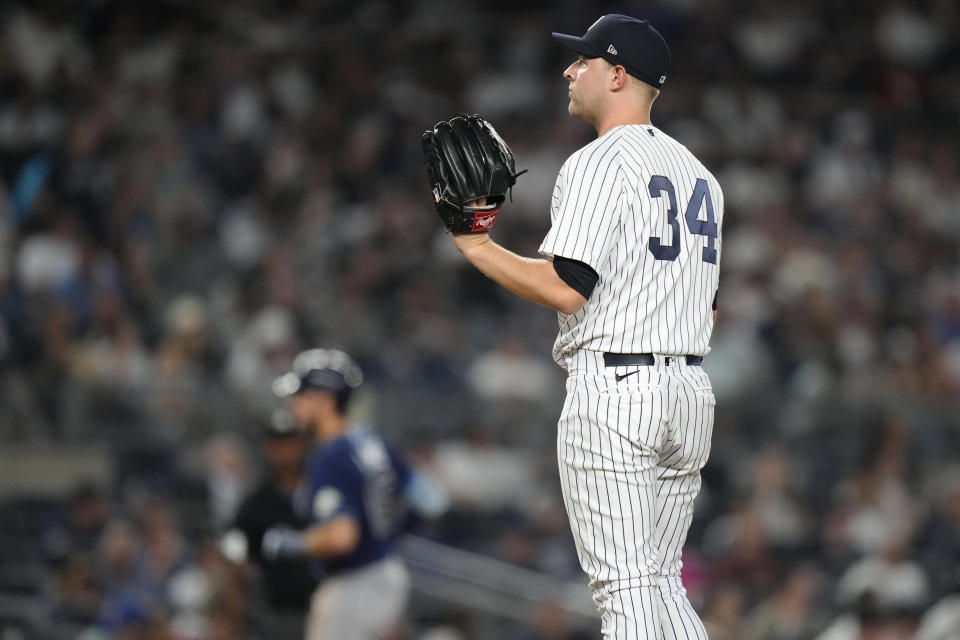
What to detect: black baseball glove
<box><xmin>422</xmin><ymin>114</ymin><xmax>525</xmax><ymax>234</ymax></box>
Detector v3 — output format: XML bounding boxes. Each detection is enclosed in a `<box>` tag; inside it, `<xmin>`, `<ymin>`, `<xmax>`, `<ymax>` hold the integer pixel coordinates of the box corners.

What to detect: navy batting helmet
<box><xmin>272</xmin><ymin>348</ymin><xmax>363</xmax><ymax>409</ymax></box>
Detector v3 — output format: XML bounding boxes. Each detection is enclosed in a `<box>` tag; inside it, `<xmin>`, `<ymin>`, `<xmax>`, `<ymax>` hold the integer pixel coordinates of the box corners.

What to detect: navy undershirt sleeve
<box><xmin>553</xmin><ymin>256</ymin><xmax>599</xmax><ymax>300</ymax></box>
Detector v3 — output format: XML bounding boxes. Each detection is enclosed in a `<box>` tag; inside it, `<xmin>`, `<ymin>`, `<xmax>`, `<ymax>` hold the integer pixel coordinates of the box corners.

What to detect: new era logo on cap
<box><xmin>607</xmin><ymin>44</ymin><xmax>618</xmax><ymax>55</ymax></box>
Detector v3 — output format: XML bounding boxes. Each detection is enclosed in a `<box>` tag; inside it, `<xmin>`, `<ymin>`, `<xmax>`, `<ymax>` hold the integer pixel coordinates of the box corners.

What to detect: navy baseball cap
<box><xmin>552</xmin><ymin>14</ymin><xmax>671</xmax><ymax>89</ymax></box>
<box><xmin>272</xmin><ymin>348</ymin><xmax>363</xmax><ymax>399</ymax></box>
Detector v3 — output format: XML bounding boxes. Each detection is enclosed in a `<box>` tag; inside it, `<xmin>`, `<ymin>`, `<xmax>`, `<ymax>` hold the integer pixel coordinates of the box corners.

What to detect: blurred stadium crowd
<box><xmin>1</xmin><ymin>0</ymin><xmax>959</xmax><ymax>638</ymax></box>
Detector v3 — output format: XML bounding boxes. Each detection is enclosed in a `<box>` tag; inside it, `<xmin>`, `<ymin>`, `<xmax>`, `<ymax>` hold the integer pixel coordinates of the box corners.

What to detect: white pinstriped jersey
<box><xmin>539</xmin><ymin>124</ymin><xmax>723</xmax><ymax>365</ymax></box>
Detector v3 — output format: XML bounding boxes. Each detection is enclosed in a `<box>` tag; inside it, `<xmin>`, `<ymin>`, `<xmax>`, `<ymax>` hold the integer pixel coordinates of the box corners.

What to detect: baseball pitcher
<box><xmin>422</xmin><ymin>14</ymin><xmax>722</xmax><ymax>640</ymax></box>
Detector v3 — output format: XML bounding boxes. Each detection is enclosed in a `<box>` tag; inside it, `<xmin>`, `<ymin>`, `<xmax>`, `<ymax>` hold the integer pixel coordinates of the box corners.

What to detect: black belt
<box><xmin>603</xmin><ymin>352</ymin><xmax>703</xmax><ymax>367</ymax></box>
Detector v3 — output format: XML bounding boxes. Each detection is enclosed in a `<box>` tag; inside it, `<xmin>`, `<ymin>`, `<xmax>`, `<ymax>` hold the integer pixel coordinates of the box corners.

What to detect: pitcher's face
<box><xmin>563</xmin><ymin>55</ymin><xmax>609</xmax><ymax>123</ymax></box>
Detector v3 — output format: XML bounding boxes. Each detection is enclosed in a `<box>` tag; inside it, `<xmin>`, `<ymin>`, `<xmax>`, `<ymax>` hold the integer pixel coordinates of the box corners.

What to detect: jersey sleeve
<box><xmin>307</xmin><ymin>451</ymin><xmax>363</xmax><ymax>525</ymax></box>
<box><xmin>539</xmin><ymin>145</ymin><xmax>625</xmax><ymax>274</ymax></box>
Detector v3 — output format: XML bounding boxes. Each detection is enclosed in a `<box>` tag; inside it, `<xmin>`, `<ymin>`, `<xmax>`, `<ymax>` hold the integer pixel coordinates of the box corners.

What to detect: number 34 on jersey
<box><xmin>647</xmin><ymin>176</ymin><xmax>718</xmax><ymax>264</ymax></box>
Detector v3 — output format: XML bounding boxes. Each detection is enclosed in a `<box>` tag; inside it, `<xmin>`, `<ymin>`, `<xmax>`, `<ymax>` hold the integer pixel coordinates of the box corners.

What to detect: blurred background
<box><xmin>0</xmin><ymin>0</ymin><xmax>958</xmax><ymax>638</ymax></box>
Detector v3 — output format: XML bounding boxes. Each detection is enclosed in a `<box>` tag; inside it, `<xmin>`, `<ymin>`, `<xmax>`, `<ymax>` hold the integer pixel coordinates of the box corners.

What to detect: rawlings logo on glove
<box><xmin>472</xmin><ymin>211</ymin><xmax>498</xmax><ymax>232</ymax></box>
<box><xmin>422</xmin><ymin>114</ymin><xmax>525</xmax><ymax>234</ymax></box>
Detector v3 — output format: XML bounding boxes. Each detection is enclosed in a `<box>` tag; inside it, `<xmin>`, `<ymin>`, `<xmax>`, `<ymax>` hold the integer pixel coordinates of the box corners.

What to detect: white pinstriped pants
<box><xmin>559</xmin><ymin>350</ymin><xmax>713</xmax><ymax>640</ymax></box>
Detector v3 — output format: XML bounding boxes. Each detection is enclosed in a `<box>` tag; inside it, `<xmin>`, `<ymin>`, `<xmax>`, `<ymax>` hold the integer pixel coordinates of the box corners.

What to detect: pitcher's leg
<box><xmin>592</xmin><ymin>579</ymin><xmax>664</xmax><ymax>640</ymax></box>
<box><xmin>556</xmin><ymin>373</ymin><xmax>667</xmax><ymax>639</ymax></box>
<box><xmin>654</xmin><ymin>370</ymin><xmax>715</xmax><ymax>640</ymax></box>
<box><xmin>654</xmin><ymin>473</ymin><xmax>708</xmax><ymax>640</ymax></box>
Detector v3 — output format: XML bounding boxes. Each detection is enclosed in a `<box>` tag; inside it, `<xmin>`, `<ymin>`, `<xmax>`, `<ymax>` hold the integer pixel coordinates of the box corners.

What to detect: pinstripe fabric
<box><xmin>540</xmin><ymin>122</ymin><xmax>722</xmax><ymax>638</ymax></box>
<box><xmin>560</xmin><ymin>350</ymin><xmax>713</xmax><ymax>639</ymax></box>
<box><xmin>539</xmin><ymin>125</ymin><xmax>723</xmax><ymax>368</ymax></box>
